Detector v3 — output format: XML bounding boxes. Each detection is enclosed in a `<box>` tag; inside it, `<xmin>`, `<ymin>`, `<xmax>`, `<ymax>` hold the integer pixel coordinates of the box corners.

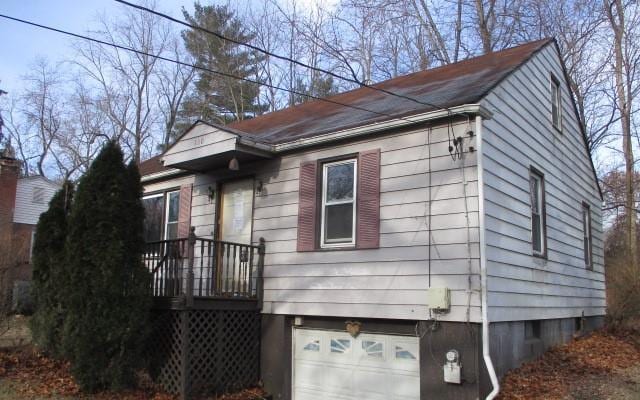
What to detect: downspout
<box><xmin>475</xmin><ymin>115</ymin><xmax>500</xmax><ymax>399</ymax></box>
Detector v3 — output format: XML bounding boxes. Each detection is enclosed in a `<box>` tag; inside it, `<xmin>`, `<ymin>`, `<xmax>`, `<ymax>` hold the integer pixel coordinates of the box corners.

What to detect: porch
<box><xmin>144</xmin><ymin>228</ymin><xmax>265</xmax><ymax>400</ymax></box>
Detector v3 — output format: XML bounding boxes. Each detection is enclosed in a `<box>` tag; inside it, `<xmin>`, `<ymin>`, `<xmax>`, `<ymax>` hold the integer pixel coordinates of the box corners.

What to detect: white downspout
<box><xmin>475</xmin><ymin>115</ymin><xmax>500</xmax><ymax>399</ymax></box>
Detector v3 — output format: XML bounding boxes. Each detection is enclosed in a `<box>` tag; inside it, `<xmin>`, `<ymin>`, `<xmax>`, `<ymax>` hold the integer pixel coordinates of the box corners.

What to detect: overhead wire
<box><xmin>0</xmin><ymin>13</ymin><xmax>434</xmax><ymax>127</ymax></box>
<box><xmin>113</xmin><ymin>0</ymin><xmax>459</xmax><ymax>115</ymax></box>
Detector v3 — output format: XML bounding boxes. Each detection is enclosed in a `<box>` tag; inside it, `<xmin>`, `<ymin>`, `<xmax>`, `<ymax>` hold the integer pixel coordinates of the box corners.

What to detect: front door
<box><xmin>218</xmin><ymin>179</ymin><xmax>254</xmax><ymax>294</ymax></box>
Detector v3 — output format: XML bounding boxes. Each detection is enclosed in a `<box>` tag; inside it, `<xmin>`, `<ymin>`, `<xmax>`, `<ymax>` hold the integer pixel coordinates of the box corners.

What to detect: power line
<box><xmin>113</xmin><ymin>0</ymin><xmax>454</xmax><ymax>114</ymax></box>
<box><xmin>0</xmin><ymin>13</ymin><xmax>431</xmax><ymax>127</ymax></box>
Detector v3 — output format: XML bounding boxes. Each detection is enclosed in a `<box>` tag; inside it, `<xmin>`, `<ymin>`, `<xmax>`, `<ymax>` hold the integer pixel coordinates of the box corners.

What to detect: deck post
<box><xmin>257</xmin><ymin>238</ymin><xmax>266</xmax><ymax>310</ymax></box>
<box><xmin>186</xmin><ymin>227</ymin><xmax>196</xmax><ymax>308</ymax></box>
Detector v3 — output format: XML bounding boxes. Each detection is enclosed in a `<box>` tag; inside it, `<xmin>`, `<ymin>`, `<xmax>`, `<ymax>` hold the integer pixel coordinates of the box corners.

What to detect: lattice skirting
<box><xmin>150</xmin><ymin>308</ymin><xmax>261</xmax><ymax>399</ymax></box>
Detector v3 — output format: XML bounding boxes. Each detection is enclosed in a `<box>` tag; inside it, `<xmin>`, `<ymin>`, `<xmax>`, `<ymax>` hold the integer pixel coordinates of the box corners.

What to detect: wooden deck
<box><xmin>144</xmin><ymin>228</ymin><xmax>265</xmax><ymax>400</ymax></box>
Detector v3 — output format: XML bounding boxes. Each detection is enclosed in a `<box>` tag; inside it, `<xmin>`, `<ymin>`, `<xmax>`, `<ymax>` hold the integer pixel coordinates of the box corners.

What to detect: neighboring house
<box><xmin>0</xmin><ymin>151</ymin><xmax>61</xmax><ymax>307</ymax></box>
<box><xmin>140</xmin><ymin>39</ymin><xmax>604</xmax><ymax>400</ymax></box>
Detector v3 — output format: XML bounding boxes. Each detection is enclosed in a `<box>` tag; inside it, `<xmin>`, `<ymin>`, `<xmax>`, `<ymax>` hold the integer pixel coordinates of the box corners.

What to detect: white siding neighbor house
<box><xmin>140</xmin><ymin>39</ymin><xmax>604</xmax><ymax>400</ymax></box>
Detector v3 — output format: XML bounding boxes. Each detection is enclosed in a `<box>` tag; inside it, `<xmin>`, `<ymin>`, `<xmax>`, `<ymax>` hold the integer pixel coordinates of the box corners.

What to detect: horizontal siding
<box><xmin>481</xmin><ymin>44</ymin><xmax>605</xmax><ymax>322</ymax></box>
<box><xmin>253</xmin><ymin>121</ymin><xmax>480</xmax><ymax>322</ymax></box>
<box><xmin>13</xmin><ymin>177</ymin><xmax>60</xmax><ymax>225</ymax></box>
<box><xmin>163</xmin><ymin>124</ymin><xmax>238</xmax><ymax>166</ymax></box>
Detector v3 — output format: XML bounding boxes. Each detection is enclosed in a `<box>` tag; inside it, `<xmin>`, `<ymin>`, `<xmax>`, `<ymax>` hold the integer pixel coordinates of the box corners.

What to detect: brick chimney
<box><xmin>0</xmin><ymin>147</ymin><xmax>20</xmax><ymax>232</ymax></box>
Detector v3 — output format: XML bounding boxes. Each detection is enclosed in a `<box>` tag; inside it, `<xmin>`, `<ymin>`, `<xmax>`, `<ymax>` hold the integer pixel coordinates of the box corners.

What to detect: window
<box><xmin>321</xmin><ymin>159</ymin><xmax>357</xmax><ymax>247</ymax></box>
<box><xmin>362</xmin><ymin>340</ymin><xmax>384</xmax><ymax>359</ymax></box>
<box><xmin>551</xmin><ymin>75</ymin><xmax>562</xmax><ymax>131</ymax></box>
<box><xmin>165</xmin><ymin>190</ymin><xmax>180</xmax><ymax>239</ymax></box>
<box><xmin>582</xmin><ymin>202</ymin><xmax>593</xmax><ymax>269</ymax></box>
<box><xmin>525</xmin><ymin>320</ymin><xmax>541</xmax><ymax>340</ymax></box>
<box><xmin>297</xmin><ymin>149</ymin><xmax>379</xmax><ymax>252</ymax></box>
<box><xmin>142</xmin><ymin>190</ymin><xmax>180</xmax><ymax>242</ymax></box>
<box><xmin>330</xmin><ymin>338</ymin><xmax>351</xmax><ymax>354</ymax></box>
<box><xmin>529</xmin><ymin>168</ymin><xmax>547</xmax><ymax>256</ymax></box>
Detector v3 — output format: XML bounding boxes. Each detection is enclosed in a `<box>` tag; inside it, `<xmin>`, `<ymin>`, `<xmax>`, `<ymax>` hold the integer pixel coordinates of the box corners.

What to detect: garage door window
<box><xmin>303</xmin><ymin>339</ymin><xmax>320</xmax><ymax>352</ymax></box>
<box><xmin>395</xmin><ymin>345</ymin><xmax>417</xmax><ymax>360</ymax></box>
<box><xmin>362</xmin><ymin>340</ymin><xmax>384</xmax><ymax>359</ymax></box>
<box><xmin>330</xmin><ymin>338</ymin><xmax>351</xmax><ymax>354</ymax></box>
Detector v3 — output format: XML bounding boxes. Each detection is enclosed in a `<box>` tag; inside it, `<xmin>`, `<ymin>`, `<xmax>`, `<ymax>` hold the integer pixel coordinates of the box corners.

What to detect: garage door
<box><xmin>293</xmin><ymin>328</ymin><xmax>420</xmax><ymax>400</ymax></box>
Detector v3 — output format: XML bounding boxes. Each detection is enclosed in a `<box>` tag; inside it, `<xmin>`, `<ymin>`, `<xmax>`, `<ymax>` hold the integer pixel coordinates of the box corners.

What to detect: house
<box><xmin>140</xmin><ymin>38</ymin><xmax>604</xmax><ymax>400</ymax></box>
<box><xmin>0</xmin><ymin>148</ymin><xmax>61</xmax><ymax>309</ymax></box>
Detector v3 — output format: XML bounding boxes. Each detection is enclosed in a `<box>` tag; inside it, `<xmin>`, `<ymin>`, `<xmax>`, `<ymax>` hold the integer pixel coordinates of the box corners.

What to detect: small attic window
<box><xmin>32</xmin><ymin>187</ymin><xmax>45</xmax><ymax>204</ymax></box>
<box><xmin>551</xmin><ymin>74</ymin><xmax>562</xmax><ymax>131</ymax></box>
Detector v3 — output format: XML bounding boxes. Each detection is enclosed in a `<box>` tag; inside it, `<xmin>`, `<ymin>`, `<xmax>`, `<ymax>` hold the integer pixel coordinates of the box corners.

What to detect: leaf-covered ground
<box><xmin>0</xmin><ymin>317</ymin><xmax>267</xmax><ymax>400</ymax></box>
<box><xmin>498</xmin><ymin>329</ymin><xmax>640</xmax><ymax>400</ymax></box>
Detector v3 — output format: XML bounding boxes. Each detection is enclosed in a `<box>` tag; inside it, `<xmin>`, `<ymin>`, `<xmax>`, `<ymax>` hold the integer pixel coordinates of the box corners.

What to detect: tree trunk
<box><xmin>605</xmin><ymin>0</ymin><xmax>637</xmax><ymax>268</ymax></box>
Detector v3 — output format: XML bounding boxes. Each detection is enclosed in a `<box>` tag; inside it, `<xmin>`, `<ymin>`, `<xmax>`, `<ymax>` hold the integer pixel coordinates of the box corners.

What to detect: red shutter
<box><xmin>357</xmin><ymin>149</ymin><xmax>380</xmax><ymax>249</ymax></box>
<box><xmin>297</xmin><ymin>161</ymin><xmax>318</xmax><ymax>252</ymax></box>
<box><xmin>177</xmin><ymin>184</ymin><xmax>193</xmax><ymax>238</ymax></box>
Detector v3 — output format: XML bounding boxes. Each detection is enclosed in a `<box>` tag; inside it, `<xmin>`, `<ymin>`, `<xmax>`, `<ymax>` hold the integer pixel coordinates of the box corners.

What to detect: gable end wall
<box><xmin>480</xmin><ymin>44</ymin><xmax>605</xmax><ymax>322</ymax></box>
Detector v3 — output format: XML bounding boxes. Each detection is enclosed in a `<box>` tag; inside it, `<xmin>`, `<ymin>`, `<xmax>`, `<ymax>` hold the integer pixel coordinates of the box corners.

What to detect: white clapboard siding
<box><xmin>254</xmin><ymin>122</ymin><xmax>480</xmax><ymax>322</ymax></box>
<box><xmin>13</xmin><ymin>176</ymin><xmax>61</xmax><ymax>225</ymax></box>
<box><xmin>163</xmin><ymin>123</ymin><xmax>238</xmax><ymax>167</ymax></box>
<box><xmin>481</xmin><ymin>43</ymin><xmax>605</xmax><ymax>322</ymax></box>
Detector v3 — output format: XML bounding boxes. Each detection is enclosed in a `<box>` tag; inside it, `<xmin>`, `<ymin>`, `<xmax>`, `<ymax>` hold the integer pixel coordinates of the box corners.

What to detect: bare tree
<box><xmin>73</xmin><ymin>4</ymin><xmax>170</xmax><ymax>163</ymax></box>
<box><xmin>604</xmin><ymin>0</ymin><xmax>640</xmax><ymax>266</ymax></box>
<box><xmin>156</xmin><ymin>36</ymin><xmax>195</xmax><ymax>149</ymax></box>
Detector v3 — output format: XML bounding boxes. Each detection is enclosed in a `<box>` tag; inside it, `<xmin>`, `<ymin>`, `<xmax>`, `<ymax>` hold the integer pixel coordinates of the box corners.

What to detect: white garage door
<box><xmin>293</xmin><ymin>328</ymin><xmax>420</xmax><ymax>400</ymax></box>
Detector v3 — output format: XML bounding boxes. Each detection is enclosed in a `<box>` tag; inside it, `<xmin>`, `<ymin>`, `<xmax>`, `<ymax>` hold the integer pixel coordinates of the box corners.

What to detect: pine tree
<box><xmin>179</xmin><ymin>3</ymin><xmax>267</xmax><ymax>124</ymax></box>
<box><xmin>61</xmin><ymin>141</ymin><xmax>151</xmax><ymax>391</ymax></box>
<box><xmin>30</xmin><ymin>181</ymin><xmax>74</xmax><ymax>356</ymax></box>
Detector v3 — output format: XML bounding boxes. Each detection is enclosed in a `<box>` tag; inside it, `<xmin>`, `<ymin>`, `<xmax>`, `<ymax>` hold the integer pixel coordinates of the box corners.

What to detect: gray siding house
<box><xmin>140</xmin><ymin>39</ymin><xmax>604</xmax><ymax>400</ymax></box>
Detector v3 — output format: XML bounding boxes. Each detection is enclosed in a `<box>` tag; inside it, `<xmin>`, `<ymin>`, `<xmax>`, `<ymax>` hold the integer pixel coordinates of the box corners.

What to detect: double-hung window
<box><xmin>529</xmin><ymin>168</ymin><xmax>546</xmax><ymax>257</ymax></box>
<box><xmin>551</xmin><ymin>74</ymin><xmax>562</xmax><ymax>131</ymax></box>
<box><xmin>321</xmin><ymin>159</ymin><xmax>357</xmax><ymax>247</ymax></box>
<box><xmin>142</xmin><ymin>190</ymin><xmax>180</xmax><ymax>242</ymax></box>
<box><xmin>582</xmin><ymin>202</ymin><xmax>593</xmax><ymax>269</ymax></box>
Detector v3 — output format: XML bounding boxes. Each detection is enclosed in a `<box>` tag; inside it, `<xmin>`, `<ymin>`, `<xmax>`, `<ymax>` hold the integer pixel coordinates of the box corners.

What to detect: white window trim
<box><xmin>164</xmin><ymin>190</ymin><xmax>180</xmax><ymax>240</ymax></box>
<box><xmin>320</xmin><ymin>158</ymin><xmax>357</xmax><ymax>248</ymax></box>
<box><xmin>550</xmin><ymin>74</ymin><xmax>562</xmax><ymax>131</ymax></box>
<box><xmin>143</xmin><ymin>192</ymin><xmax>165</xmax><ymax>242</ymax></box>
<box><xmin>530</xmin><ymin>172</ymin><xmax>545</xmax><ymax>256</ymax></box>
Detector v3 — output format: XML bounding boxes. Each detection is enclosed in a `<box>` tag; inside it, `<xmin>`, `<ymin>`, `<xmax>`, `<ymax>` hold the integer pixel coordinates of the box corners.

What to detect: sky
<box><xmin>0</xmin><ymin>0</ymin><xmax>194</xmax><ymax>94</ymax></box>
<box><xmin>0</xmin><ymin>0</ymin><xmax>329</xmax><ymax>95</ymax></box>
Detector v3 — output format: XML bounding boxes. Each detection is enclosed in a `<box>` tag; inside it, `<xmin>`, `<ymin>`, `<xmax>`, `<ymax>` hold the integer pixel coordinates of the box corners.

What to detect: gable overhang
<box><xmin>161</xmin><ymin>121</ymin><xmax>274</xmax><ymax>172</ymax></box>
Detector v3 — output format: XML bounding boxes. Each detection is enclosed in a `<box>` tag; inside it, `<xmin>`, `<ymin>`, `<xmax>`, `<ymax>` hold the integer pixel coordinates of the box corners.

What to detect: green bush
<box><xmin>30</xmin><ymin>181</ymin><xmax>74</xmax><ymax>356</ymax></box>
<box><xmin>61</xmin><ymin>141</ymin><xmax>151</xmax><ymax>392</ymax></box>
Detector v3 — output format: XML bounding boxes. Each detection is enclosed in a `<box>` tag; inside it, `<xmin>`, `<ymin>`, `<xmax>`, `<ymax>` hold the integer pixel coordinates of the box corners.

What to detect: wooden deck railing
<box><xmin>143</xmin><ymin>227</ymin><xmax>265</xmax><ymax>304</ymax></box>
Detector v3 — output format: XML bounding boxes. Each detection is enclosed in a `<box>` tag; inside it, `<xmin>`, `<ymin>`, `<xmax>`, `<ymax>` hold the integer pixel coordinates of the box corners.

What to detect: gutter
<box><xmin>272</xmin><ymin>104</ymin><xmax>492</xmax><ymax>152</ymax></box>
<box><xmin>475</xmin><ymin>115</ymin><xmax>500</xmax><ymax>399</ymax></box>
<box><xmin>141</xmin><ymin>168</ymin><xmax>183</xmax><ymax>183</ymax></box>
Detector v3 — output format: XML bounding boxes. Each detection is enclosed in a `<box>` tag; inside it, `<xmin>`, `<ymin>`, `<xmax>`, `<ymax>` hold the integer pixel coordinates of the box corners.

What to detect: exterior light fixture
<box><xmin>229</xmin><ymin>156</ymin><xmax>239</xmax><ymax>171</ymax></box>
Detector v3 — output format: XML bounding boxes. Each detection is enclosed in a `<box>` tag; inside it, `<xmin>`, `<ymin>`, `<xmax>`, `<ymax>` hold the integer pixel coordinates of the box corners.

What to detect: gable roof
<box><xmin>227</xmin><ymin>39</ymin><xmax>552</xmax><ymax>144</ymax></box>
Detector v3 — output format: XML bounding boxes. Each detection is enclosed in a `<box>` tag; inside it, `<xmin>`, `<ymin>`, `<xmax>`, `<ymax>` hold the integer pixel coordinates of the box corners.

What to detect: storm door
<box><xmin>217</xmin><ymin>179</ymin><xmax>254</xmax><ymax>294</ymax></box>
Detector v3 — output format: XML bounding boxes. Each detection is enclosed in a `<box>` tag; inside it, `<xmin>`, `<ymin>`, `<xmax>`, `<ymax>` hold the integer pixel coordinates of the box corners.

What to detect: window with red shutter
<box><xmin>296</xmin><ymin>149</ymin><xmax>380</xmax><ymax>251</ymax></box>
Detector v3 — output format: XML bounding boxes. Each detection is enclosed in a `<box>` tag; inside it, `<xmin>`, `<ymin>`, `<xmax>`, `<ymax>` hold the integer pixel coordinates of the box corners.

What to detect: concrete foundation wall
<box><xmin>489</xmin><ymin>316</ymin><xmax>605</xmax><ymax>378</ymax></box>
